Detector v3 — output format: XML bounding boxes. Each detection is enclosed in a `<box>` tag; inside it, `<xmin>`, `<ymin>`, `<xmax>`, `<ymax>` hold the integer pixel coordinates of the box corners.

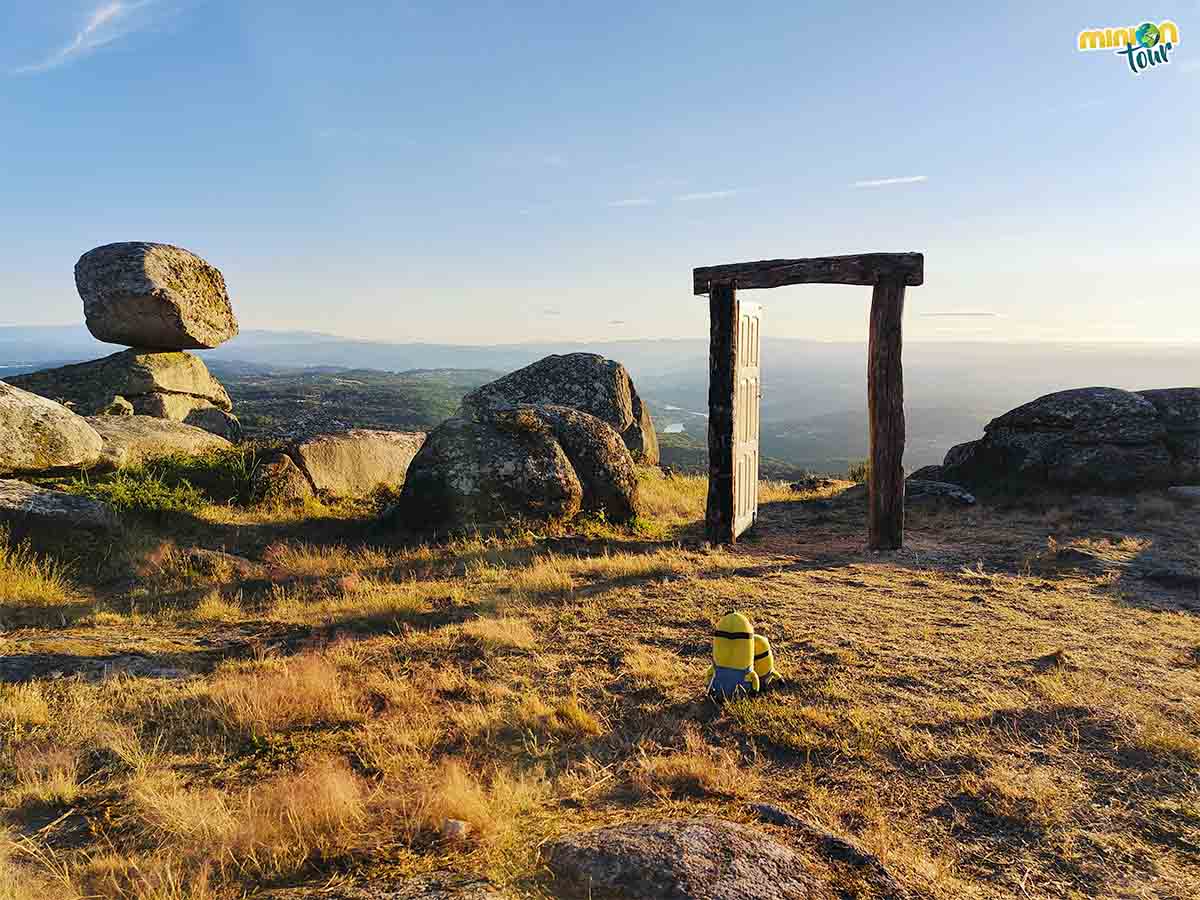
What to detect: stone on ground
<box><xmin>252</xmin><ymin>451</ymin><xmax>314</xmax><ymax>504</ymax></box>
<box><xmin>394</xmin><ymin>405</ymin><xmax>639</xmax><ymax>533</ymax></box>
<box><xmin>0</xmin><ymin>382</ymin><xmax>103</xmax><ymax>474</ymax></box>
<box><xmin>75</xmin><ymin>241</ymin><xmax>238</xmax><ymax>349</ymax></box>
<box><xmin>8</xmin><ymin>349</ymin><xmax>238</xmax><ymax>439</ymax></box>
<box><xmin>86</xmin><ymin>415</ymin><xmax>232</xmax><ymax>469</ymax></box>
<box><xmin>544</xmin><ymin>818</ymin><xmax>815</xmax><ymax>900</ymax></box>
<box><xmin>463</xmin><ymin>353</ymin><xmax>659</xmax><ymax>464</ymax></box>
<box><xmin>905</xmin><ymin>479</ymin><xmax>976</xmax><ymax>505</ymax></box>
<box><xmin>292</xmin><ymin>429</ymin><xmax>425</xmax><ymax>497</ymax></box>
<box><xmin>0</xmin><ymin>479</ymin><xmax>117</xmax><ymax>532</ymax></box>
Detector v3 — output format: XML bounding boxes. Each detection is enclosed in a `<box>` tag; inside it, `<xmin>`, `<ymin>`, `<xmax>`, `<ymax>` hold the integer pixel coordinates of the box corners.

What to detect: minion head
<box><xmin>712</xmin><ymin>612</ymin><xmax>754</xmax><ymax>669</ymax></box>
<box><xmin>753</xmin><ymin>634</ymin><xmax>776</xmax><ymax>682</ymax></box>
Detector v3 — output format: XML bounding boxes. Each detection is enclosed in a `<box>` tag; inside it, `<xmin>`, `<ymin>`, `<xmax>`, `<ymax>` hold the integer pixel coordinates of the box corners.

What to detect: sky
<box><xmin>1</xmin><ymin>1</ymin><xmax>1198</xmax><ymax>346</ymax></box>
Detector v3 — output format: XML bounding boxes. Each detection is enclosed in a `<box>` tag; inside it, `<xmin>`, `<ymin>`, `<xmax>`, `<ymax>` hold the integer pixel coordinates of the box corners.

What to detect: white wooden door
<box><xmin>733</xmin><ymin>302</ymin><xmax>762</xmax><ymax>538</ymax></box>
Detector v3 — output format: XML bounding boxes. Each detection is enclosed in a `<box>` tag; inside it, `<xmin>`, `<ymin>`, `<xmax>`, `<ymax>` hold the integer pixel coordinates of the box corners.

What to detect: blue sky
<box><xmin>2</xmin><ymin>2</ymin><xmax>1198</xmax><ymax>345</ymax></box>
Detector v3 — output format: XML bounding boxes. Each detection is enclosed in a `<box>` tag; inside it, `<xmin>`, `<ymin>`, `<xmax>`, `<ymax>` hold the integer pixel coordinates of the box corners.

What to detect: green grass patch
<box><xmin>64</xmin><ymin>447</ymin><xmax>263</xmax><ymax>515</ymax></box>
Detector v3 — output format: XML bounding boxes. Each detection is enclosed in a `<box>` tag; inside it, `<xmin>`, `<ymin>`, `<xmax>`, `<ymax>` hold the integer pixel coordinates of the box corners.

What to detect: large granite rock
<box><xmin>252</xmin><ymin>452</ymin><xmax>314</xmax><ymax>504</ymax></box>
<box><xmin>463</xmin><ymin>353</ymin><xmax>659</xmax><ymax>464</ymax></box>
<box><xmin>394</xmin><ymin>404</ymin><xmax>639</xmax><ymax>533</ymax></box>
<box><xmin>544</xmin><ymin>818</ymin><xmax>815</xmax><ymax>900</ymax></box>
<box><xmin>86</xmin><ymin>416</ymin><xmax>232</xmax><ymax>469</ymax></box>
<box><xmin>941</xmin><ymin>387</ymin><xmax>1197</xmax><ymax>489</ymax></box>
<box><xmin>0</xmin><ymin>383</ymin><xmax>103</xmax><ymax>474</ymax></box>
<box><xmin>75</xmin><ymin>242</ymin><xmax>238</xmax><ymax>349</ymax></box>
<box><xmin>9</xmin><ymin>350</ymin><xmax>238</xmax><ymax>440</ymax></box>
<box><xmin>1139</xmin><ymin>388</ymin><xmax>1200</xmax><ymax>481</ymax></box>
<box><xmin>293</xmin><ymin>429</ymin><xmax>425</xmax><ymax>497</ymax></box>
<box><xmin>0</xmin><ymin>479</ymin><xmax>117</xmax><ymax>532</ymax></box>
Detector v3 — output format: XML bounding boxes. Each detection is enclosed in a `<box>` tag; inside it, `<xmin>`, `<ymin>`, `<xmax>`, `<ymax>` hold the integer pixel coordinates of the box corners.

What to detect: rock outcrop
<box><xmin>463</xmin><ymin>353</ymin><xmax>659</xmax><ymax>464</ymax></box>
<box><xmin>941</xmin><ymin>387</ymin><xmax>1199</xmax><ymax>489</ymax></box>
<box><xmin>0</xmin><ymin>383</ymin><xmax>103</xmax><ymax>474</ymax></box>
<box><xmin>0</xmin><ymin>479</ymin><xmax>118</xmax><ymax>532</ymax></box>
<box><xmin>544</xmin><ymin>818</ymin><xmax>815</xmax><ymax>900</ymax></box>
<box><xmin>86</xmin><ymin>416</ymin><xmax>232</xmax><ymax>469</ymax></box>
<box><xmin>8</xmin><ymin>349</ymin><xmax>239</xmax><ymax>440</ymax></box>
<box><xmin>394</xmin><ymin>404</ymin><xmax>639</xmax><ymax>533</ymax></box>
<box><xmin>13</xmin><ymin>242</ymin><xmax>243</xmax><ymax>441</ymax></box>
<box><xmin>76</xmin><ymin>242</ymin><xmax>238</xmax><ymax>350</ymax></box>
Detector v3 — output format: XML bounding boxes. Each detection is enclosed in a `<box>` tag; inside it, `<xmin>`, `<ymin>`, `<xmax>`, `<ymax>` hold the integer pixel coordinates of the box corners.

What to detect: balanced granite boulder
<box><xmin>75</xmin><ymin>242</ymin><xmax>238</xmax><ymax>350</ymax></box>
<box><xmin>0</xmin><ymin>382</ymin><xmax>103</xmax><ymax>474</ymax></box>
<box><xmin>544</xmin><ymin>818</ymin><xmax>815</xmax><ymax>900</ymax></box>
<box><xmin>8</xmin><ymin>350</ymin><xmax>239</xmax><ymax>441</ymax></box>
<box><xmin>940</xmin><ymin>386</ymin><xmax>1197</xmax><ymax>489</ymax></box>
<box><xmin>394</xmin><ymin>404</ymin><xmax>639</xmax><ymax>533</ymax></box>
<box><xmin>86</xmin><ymin>416</ymin><xmax>232</xmax><ymax>469</ymax></box>
<box><xmin>463</xmin><ymin>353</ymin><xmax>659</xmax><ymax>465</ymax></box>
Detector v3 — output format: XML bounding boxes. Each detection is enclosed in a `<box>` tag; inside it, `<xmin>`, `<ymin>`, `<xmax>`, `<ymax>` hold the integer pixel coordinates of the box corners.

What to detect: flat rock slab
<box><xmin>0</xmin><ymin>383</ymin><xmax>103</xmax><ymax>474</ymax></box>
<box><xmin>76</xmin><ymin>242</ymin><xmax>238</xmax><ymax>350</ymax></box>
<box><xmin>255</xmin><ymin>873</ymin><xmax>504</xmax><ymax>899</ymax></box>
<box><xmin>8</xmin><ymin>349</ymin><xmax>231</xmax><ymax>414</ymax></box>
<box><xmin>1167</xmin><ymin>486</ymin><xmax>1200</xmax><ymax>504</ymax></box>
<box><xmin>0</xmin><ymin>479</ymin><xmax>117</xmax><ymax>532</ymax></box>
<box><xmin>294</xmin><ymin>429</ymin><xmax>426</xmax><ymax>497</ymax></box>
<box><xmin>544</xmin><ymin>818</ymin><xmax>815</xmax><ymax>899</ymax></box>
<box><xmin>86</xmin><ymin>415</ymin><xmax>232</xmax><ymax>469</ymax></box>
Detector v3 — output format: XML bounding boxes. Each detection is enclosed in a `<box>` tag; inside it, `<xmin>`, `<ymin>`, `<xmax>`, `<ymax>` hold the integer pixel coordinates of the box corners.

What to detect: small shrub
<box><xmin>847</xmin><ymin>459</ymin><xmax>871</xmax><ymax>483</ymax></box>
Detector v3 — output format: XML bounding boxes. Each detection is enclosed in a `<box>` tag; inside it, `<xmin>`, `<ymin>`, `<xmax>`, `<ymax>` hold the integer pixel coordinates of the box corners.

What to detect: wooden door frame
<box><xmin>694</xmin><ymin>252</ymin><xmax>924</xmax><ymax>550</ymax></box>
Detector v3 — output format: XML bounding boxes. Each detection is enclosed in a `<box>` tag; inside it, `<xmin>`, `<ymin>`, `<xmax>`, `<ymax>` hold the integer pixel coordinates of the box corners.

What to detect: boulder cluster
<box><xmin>9</xmin><ymin>242</ymin><xmax>241</xmax><ymax>440</ymax></box>
<box><xmin>930</xmin><ymin>386</ymin><xmax>1199</xmax><ymax>489</ymax></box>
<box><xmin>393</xmin><ymin>353</ymin><xmax>656</xmax><ymax>534</ymax></box>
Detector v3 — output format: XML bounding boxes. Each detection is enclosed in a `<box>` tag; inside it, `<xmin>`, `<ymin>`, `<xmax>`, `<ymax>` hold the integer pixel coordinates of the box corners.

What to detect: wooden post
<box><xmin>705</xmin><ymin>280</ymin><xmax>737</xmax><ymax>544</ymax></box>
<box><xmin>867</xmin><ymin>278</ymin><xmax>906</xmax><ymax>550</ymax></box>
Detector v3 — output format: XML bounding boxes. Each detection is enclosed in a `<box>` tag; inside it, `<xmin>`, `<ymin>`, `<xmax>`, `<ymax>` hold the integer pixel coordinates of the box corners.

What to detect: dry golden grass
<box><xmin>208</xmin><ymin>654</ymin><xmax>364</xmax><ymax>736</ymax></box>
<box><xmin>1</xmin><ymin>474</ymin><xmax>1197</xmax><ymax>899</ymax></box>
<box><xmin>262</xmin><ymin>540</ymin><xmax>391</xmax><ymax>577</ymax></box>
<box><xmin>0</xmin><ymin>529</ymin><xmax>85</xmax><ymax>626</ymax></box>
<box><xmin>461</xmin><ymin>616</ymin><xmax>536</xmax><ymax>651</ymax></box>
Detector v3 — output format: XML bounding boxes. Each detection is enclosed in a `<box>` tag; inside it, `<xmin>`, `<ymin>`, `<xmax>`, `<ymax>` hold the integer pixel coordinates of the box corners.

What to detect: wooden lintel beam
<box><xmin>693</xmin><ymin>252</ymin><xmax>923</xmax><ymax>295</ymax></box>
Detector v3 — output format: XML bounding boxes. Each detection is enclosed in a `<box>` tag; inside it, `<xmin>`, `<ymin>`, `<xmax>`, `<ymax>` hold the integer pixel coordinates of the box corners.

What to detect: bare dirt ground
<box><xmin>1</xmin><ymin>473</ymin><xmax>1198</xmax><ymax>899</ymax></box>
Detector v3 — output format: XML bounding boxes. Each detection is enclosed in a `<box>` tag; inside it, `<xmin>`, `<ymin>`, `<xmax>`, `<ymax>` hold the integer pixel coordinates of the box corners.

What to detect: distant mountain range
<box><xmin>3</xmin><ymin>325</ymin><xmax>1195</xmax><ymax>473</ymax></box>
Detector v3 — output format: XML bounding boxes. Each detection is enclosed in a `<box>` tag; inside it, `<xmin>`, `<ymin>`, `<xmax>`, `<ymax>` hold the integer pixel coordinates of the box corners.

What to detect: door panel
<box><xmin>733</xmin><ymin>302</ymin><xmax>762</xmax><ymax>538</ymax></box>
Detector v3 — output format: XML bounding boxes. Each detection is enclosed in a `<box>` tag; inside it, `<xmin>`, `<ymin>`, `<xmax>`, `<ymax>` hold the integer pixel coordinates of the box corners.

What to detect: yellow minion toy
<box><xmin>706</xmin><ymin>612</ymin><xmax>760</xmax><ymax>699</ymax></box>
<box><xmin>753</xmin><ymin>634</ymin><xmax>780</xmax><ymax>688</ymax></box>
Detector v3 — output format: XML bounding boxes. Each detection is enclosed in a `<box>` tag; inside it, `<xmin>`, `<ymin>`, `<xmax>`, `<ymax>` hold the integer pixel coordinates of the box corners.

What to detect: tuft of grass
<box><xmin>262</xmin><ymin>541</ymin><xmax>391</xmax><ymax>578</ymax></box>
<box><xmin>847</xmin><ymin>459</ymin><xmax>871</xmax><ymax>483</ymax></box>
<box><xmin>208</xmin><ymin>654</ymin><xmax>364</xmax><ymax>737</ymax></box>
<box><xmin>461</xmin><ymin>616</ymin><xmax>536</xmax><ymax>652</ymax></box>
<box><xmin>0</xmin><ymin>529</ymin><xmax>85</xmax><ymax>625</ymax></box>
<box><xmin>633</xmin><ymin>725</ymin><xmax>754</xmax><ymax>799</ymax></box>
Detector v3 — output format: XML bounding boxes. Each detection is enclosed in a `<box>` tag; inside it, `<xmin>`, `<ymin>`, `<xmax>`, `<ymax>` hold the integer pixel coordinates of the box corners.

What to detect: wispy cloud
<box><xmin>920</xmin><ymin>312</ymin><xmax>999</xmax><ymax>318</ymax></box>
<box><xmin>852</xmin><ymin>175</ymin><xmax>928</xmax><ymax>189</ymax></box>
<box><xmin>607</xmin><ymin>197</ymin><xmax>654</xmax><ymax>208</ymax></box>
<box><xmin>15</xmin><ymin>2</ymin><xmax>157</xmax><ymax>74</ymax></box>
<box><xmin>676</xmin><ymin>190</ymin><xmax>739</xmax><ymax>204</ymax></box>
<box><xmin>677</xmin><ymin>190</ymin><xmax>738</xmax><ymax>202</ymax></box>
<box><xmin>608</xmin><ymin>319</ymin><xmax>627</xmax><ymax>326</ymax></box>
